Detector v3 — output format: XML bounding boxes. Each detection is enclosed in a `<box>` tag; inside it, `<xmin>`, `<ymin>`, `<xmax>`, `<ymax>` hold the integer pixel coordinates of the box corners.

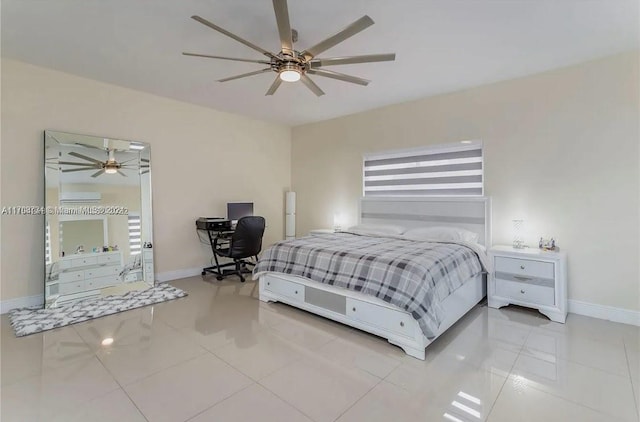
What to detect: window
<box><xmin>128</xmin><ymin>213</ymin><xmax>141</xmax><ymax>255</ymax></box>
<box><xmin>363</xmin><ymin>140</ymin><xmax>483</xmax><ymax>197</ymax></box>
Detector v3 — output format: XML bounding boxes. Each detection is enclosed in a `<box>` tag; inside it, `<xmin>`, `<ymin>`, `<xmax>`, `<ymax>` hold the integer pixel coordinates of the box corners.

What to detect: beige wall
<box><xmin>292</xmin><ymin>51</ymin><xmax>639</xmax><ymax>312</ymax></box>
<box><xmin>1</xmin><ymin>59</ymin><xmax>291</xmax><ymax>301</ymax></box>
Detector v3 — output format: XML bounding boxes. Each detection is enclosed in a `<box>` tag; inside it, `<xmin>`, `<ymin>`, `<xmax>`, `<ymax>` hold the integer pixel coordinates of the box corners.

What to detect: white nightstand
<box><xmin>488</xmin><ymin>245</ymin><xmax>567</xmax><ymax>323</ymax></box>
<box><xmin>308</xmin><ymin>229</ymin><xmax>335</xmax><ymax>236</ymax></box>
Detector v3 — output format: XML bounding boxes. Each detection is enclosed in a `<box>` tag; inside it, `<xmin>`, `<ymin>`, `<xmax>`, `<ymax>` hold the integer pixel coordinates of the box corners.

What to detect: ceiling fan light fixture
<box><xmin>104</xmin><ymin>167</ymin><xmax>118</xmax><ymax>174</ymax></box>
<box><xmin>279</xmin><ymin>69</ymin><xmax>301</xmax><ymax>82</ymax></box>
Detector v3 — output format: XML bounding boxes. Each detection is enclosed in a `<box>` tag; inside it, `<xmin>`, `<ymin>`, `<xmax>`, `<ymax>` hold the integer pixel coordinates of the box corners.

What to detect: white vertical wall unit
<box><xmin>285</xmin><ymin>191</ymin><xmax>296</xmax><ymax>240</ymax></box>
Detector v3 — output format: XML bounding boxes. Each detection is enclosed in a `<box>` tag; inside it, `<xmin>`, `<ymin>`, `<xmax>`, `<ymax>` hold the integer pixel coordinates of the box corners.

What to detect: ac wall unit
<box><xmin>59</xmin><ymin>192</ymin><xmax>101</xmax><ymax>204</ymax></box>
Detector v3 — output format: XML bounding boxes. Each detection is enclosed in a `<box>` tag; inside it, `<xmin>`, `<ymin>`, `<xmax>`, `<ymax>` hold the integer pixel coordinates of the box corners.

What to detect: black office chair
<box><xmin>206</xmin><ymin>216</ymin><xmax>265</xmax><ymax>282</ymax></box>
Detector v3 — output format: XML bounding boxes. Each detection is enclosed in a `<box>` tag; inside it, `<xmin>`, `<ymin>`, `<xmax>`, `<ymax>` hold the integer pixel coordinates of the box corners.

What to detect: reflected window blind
<box><xmin>363</xmin><ymin>142</ymin><xmax>483</xmax><ymax>197</ymax></box>
<box><xmin>45</xmin><ymin>223</ymin><xmax>52</xmax><ymax>265</ymax></box>
<box><xmin>128</xmin><ymin>213</ymin><xmax>141</xmax><ymax>255</ymax></box>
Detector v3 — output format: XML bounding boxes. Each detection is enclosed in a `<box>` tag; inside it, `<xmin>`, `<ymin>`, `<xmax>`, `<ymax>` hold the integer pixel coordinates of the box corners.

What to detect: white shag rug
<box><xmin>9</xmin><ymin>284</ymin><xmax>187</xmax><ymax>337</ymax></box>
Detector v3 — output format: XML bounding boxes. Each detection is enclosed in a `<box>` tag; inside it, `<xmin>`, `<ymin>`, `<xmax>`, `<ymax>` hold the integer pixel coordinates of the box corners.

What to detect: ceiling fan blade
<box><xmin>58</xmin><ymin>161</ymin><xmax>102</xmax><ymax>167</ymax></box>
<box><xmin>307</xmin><ymin>69</ymin><xmax>370</xmax><ymax>86</ymax></box>
<box><xmin>191</xmin><ymin>16</ymin><xmax>276</xmax><ymax>59</ymax></box>
<box><xmin>68</xmin><ymin>152</ymin><xmax>103</xmax><ymax>165</ymax></box>
<box><xmin>91</xmin><ymin>170</ymin><xmax>106</xmax><ymax>178</ymax></box>
<box><xmin>182</xmin><ymin>52</ymin><xmax>271</xmax><ymax>64</ymax></box>
<box><xmin>74</xmin><ymin>142</ymin><xmax>104</xmax><ymax>150</ymax></box>
<box><xmin>300</xmin><ymin>74</ymin><xmax>325</xmax><ymax>96</ymax></box>
<box><xmin>218</xmin><ymin>68</ymin><xmax>272</xmax><ymax>82</ymax></box>
<box><xmin>117</xmin><ymin>170</ymin><xmax>127</xmax><ymax>177</ymax></box>
<box><xmin>272</xmin><ymin>0</ymin><xmax>294</xmax><ymax>55</ymax></box>
<box><xmin>62</xmin><ymin>167</ymin><xmax>98</xmax><ymax>173</ymax></box>
<box><xmin>310</xmin><ymin>53</ymin><xmax>395</xmax><ymax>68</ymax></box>
<box><xmin>301</xmin><ymin>15</ymin><xmax>374</xmax><ymax>61</ymax></box>
<box><xmin>118</xmin><ymin>158</ymin><xmax>138</xmax><ymax>165</ymax></box>
<box><xmin>265</xmin><ymin>76</ymin><xmax>283</xmax><ymax>96</ymax></box>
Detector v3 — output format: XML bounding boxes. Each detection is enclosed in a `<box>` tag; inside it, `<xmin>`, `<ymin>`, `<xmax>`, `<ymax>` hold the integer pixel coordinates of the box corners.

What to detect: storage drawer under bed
<box><xmin>346</xmin><ymin>297</ymin><xmax>415</xmax><ymax>338</ymax></box>
<box><xmin>262</xmin><ymin>275</ymin><xmax>416</xmax><ymax>339</ymax></box>
<box><xmin>263</xmin><ymin>276</ymin><xmax>305</xmax><ymax>301</ymax></box>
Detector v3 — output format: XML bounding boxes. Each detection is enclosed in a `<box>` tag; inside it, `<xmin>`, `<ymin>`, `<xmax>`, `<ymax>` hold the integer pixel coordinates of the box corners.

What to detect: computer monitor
<box><xmin>227</xmin><ymin>202</ymin><xmax>254</xmax><ymax>224</ymax></box>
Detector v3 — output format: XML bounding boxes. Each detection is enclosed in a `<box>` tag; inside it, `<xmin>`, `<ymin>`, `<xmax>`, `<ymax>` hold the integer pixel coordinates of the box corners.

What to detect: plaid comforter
<box><xmin>253</xmin><ymin>232</ymin><xmax>485</xmax><ymax>338</ymax></box>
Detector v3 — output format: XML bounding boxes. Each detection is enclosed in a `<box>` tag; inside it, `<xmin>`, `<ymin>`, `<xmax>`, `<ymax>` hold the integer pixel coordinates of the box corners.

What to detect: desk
<box><xmin>197</xmin><ymin>228</ymin><xmax>235</xmax><ymax>277</ymax></box>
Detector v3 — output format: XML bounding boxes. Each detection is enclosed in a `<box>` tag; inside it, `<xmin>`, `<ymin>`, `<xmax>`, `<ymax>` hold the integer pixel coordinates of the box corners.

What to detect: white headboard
<box><xmin>359</xmin><ymin>196</ymin><xmax>491</xmax><ymax>248</ymax></box>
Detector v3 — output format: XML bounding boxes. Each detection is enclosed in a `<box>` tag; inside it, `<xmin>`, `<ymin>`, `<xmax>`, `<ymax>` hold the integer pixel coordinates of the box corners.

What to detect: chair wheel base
<box><xmin>216</xmin><ymin>275</ymin><xmax>224</xmax><ymax>281</ymax></box>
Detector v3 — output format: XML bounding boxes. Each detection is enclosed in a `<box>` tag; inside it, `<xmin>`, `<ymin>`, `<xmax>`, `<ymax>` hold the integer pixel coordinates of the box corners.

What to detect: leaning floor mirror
<box><xmin>44</xmin><ymin>131</ymin><xmax>154</xmax><ymax>308</ymax></box>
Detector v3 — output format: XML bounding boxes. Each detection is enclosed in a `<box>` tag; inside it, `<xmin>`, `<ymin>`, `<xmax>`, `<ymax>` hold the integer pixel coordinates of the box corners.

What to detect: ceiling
<box><xmin>2</xmin><ymin>1</ymin><xmax>637</xmax><ymax>126</ymax></box>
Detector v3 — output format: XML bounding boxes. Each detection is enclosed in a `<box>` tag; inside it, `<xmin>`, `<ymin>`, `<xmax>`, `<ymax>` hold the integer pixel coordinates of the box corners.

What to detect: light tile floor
<box><xmin>1</xmin><ymin>276</ymin><xmax>639</xmax><ymax>422</ymax></box>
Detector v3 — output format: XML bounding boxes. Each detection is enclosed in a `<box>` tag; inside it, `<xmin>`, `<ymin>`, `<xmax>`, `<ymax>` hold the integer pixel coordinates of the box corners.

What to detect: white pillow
<box><xmin>346</xmin><ymin>224</ymin><xmax>406</xmax><ymax>236</ymax></box>
<box><xmin>403</xmin><ymin>226</ymin><xmax>479</xmax><ymax>243</ymax></box>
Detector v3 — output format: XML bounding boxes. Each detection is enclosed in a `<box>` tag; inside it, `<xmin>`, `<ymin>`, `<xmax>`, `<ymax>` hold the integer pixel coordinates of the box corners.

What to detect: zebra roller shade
<box><xmin>363</xmin><ymin>142</ymin><xmax>483</xmax><ymax>197</ymax></box>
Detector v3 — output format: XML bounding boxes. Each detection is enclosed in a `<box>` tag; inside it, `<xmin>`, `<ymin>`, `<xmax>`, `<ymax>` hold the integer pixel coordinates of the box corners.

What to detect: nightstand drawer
<box><xmin>495</xmin><ymin>279</ymin><xmax>555</xmax><ymax>306</ymax></box>
<box><xmin>495</xmin><ymin>256</ymin><xmax>554</xmax><ymax>279</ymax></box>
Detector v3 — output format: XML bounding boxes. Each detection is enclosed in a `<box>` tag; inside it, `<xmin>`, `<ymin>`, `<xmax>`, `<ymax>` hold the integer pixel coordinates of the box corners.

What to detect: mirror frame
<box><xmin>44</xmin><ymin>130</ymin><xmax>154</xmax><ymax>308</ymax></box>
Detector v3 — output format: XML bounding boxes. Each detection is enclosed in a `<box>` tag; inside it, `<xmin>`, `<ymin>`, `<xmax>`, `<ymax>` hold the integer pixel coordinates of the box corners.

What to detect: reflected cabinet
<box><xmin>44</xmin><ymin>131</ymin><xmax>154</xmax><ymax>308</ymax></box>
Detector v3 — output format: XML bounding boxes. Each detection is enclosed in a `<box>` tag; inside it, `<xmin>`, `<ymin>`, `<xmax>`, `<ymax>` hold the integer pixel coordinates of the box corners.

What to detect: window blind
<box><xmin>363</xmin><ymin>142</ymin><xmax>483</xmax><ymax>197</ymax></box>
<box><xmin>128</xmin><ymin>213</ymin><xmax>141</xmax><ymax>255</ymax></box>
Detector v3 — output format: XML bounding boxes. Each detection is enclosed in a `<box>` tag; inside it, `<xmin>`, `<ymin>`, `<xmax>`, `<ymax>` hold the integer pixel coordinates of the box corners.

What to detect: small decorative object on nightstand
<box><xmin>308</xmin><ymin>228</ymin><xmax>335</xmax><ymax>236</ymax></box>
<box><xmin>488</xmin><ymin>245</ymin><xmax>567</xmax><ymax>323</ymax></box>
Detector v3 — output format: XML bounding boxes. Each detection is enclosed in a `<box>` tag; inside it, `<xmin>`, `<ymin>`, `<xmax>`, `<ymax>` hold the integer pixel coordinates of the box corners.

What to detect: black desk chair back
<box><xmin>208</xmin><ymin>216</ymin><xmax>266</xmax><ymax>282</ymax></box>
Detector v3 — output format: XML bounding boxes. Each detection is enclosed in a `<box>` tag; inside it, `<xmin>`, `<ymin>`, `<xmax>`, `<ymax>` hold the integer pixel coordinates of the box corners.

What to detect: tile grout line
<box><xmin>256</xmin><ymin>378</ymin><xmax>324</xmax><ymax>422</ymax></box>
<box><xmin>182</xmin><ymin>335</ymin><xmax>311</xmax><ymax>420</ymax></box>
<box><xmin>5</xmin><ymin>323</ymin><xmax>123</xmax><ymax>420</ymax></box>
<box><xmin>91</xmin><ymin>350</ymin><xmax>151</xmax><ymax>422</ymax></box>
<box><xmin>182</xmin><ymin>381</ymin><xmax>257</xmax><ymax>422</ymax></box>
<box><xmin>483</xmin><ymin>326</ymin><xmax>530</xmax><ymax>421</ymax></box>
<box><xmin>88</xmin><ymin>319</ymin><xmax>211</xmax><ymax>385</ymax></box>
<box><xmin>252</xmin><ymin>345</ymin><xmax>387</xmax><ymax>422</ymax></box>
<box><xmin>505</xmin><ymin>334</ymin><xmax>637</xmax><ymax>421</ymax></box>
<box><xmin>623</xmin><ymin>341</ymin><xmax>640</xmax><ymax>418</ymax></box>
<box><xmin>513</xmin><ymin>326</ymin><xmax>639</xmax><ymax>419</ymax></box>
<box><xmin>330</xmin><ymin>376</ymin><xmax>385</xmax><ymax>422</ymax></box>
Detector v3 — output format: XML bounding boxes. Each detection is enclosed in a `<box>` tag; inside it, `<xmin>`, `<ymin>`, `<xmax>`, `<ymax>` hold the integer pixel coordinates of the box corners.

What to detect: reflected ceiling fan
<box><xmin>183</xmin><ymin>0</ymin><xmax>395</xmax><ymax>96</ymax></box>
<box><xmin>61</xmin><ymin>150</ymin><xmax>149</xmax><ymax>178</ymax></box>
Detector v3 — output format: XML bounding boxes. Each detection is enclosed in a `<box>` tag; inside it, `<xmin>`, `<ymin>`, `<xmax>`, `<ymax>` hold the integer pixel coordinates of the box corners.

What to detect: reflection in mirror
<box><xmin>60</xmin><ymin>218</ymin><xmax>107</xmax><ymax>254</ymax></box>
<box><xmin>44</xmin><ymin>131</ymin><xmax>154</xmax><ymax>308</ymax></box>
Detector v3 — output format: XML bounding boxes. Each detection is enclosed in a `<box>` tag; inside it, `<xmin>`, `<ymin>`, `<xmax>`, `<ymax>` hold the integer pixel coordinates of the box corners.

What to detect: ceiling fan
<box><xmin>61</xmin><ymin>149</ymin><xmax>149</xmax><ymax>178</ymax></box>
<box><xmin>183</xmin><ymin>0</ymin><xmax>395</xmax><ymax>96</ymax></box>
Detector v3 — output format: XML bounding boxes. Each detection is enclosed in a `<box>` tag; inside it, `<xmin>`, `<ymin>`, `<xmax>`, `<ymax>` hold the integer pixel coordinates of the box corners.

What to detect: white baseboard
<box><xmin>0</xmin><ymin>267</ymin><xmax>202</xmax><ymax>314</ymax></box>
<box><xmin>569</xmin><ymin>299</ymin><xmax>640</xmax><ymax>327</ymax></box>
<box><xmin>0</xmin><ymin>294</ymin><xmax>44</xmax><ymax>314</ymax></box>
<box><xmin>155</xmin><ymin>267</ymin><xmax>203</xmax><ymax>283</ymax></box>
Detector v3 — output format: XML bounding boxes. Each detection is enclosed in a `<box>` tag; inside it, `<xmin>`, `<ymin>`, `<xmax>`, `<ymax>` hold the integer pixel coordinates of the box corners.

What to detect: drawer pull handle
<box><xmin>352</xmin><ymin>307</ymin><xmax>356</xmax><ymax>312</ymax></box>
<box><xmin>295</xmin><ymin>290</ymin><xmax>298</xmax><ymax>294</ymax></box>
<box><xmin>267</xmin><ymin>282</ymin><xmax>270</xmax><ymax>286</ymax></box>
<box><xmin>400</xmin><ymin>321</ymin><xmax>405</xmax><ymax>327</ymax></box>
<box><xmin>520</xmin><ymin>289</ymin><xmax>525</xmax><ymax>294</ymax></box>
<box><xmin>520</xmin><ymin>265</ymin><xmax>525</xmax><ymax>270</ymax></box>
<box><xmin>513</xmin><ymin>275</ymin><xmax>532</xmax><ymax>281</ymax></box>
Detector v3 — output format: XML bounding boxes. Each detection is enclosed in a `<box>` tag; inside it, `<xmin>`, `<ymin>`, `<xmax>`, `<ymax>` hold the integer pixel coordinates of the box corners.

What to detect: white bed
<box><xmin>258</xmin><ymin>196</ymin><xmax>491</xmax><ymax>360</ymax></box>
